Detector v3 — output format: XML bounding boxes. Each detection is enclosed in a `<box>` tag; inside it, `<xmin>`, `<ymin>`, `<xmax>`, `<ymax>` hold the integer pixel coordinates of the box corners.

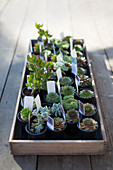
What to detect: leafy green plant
<box><xmin>46</xmin><ymin>92</ymin><xmax>60</xmax><ymax>103</ymax></box>
<box><xmin>26</xmin><ymin>54</ymin><xmax>54</xmax><ymax>94</ymax></box>
<box><xmin>54</xmin><ymin>117</ymin><xmax>66</xmax><ymax>131</ymax></box>
<box><xmin>79</xmin><ymin>75</ymin><xmax>91</xmax><ymax>87</ymax></box>
<box><xmin>64</xmin><ymin>36</ymin><xmax>72</xmax><ymax>42</ymax></box>
<box><xmin>51</xmin><ymin>55</ymin><xmax>57</xmax><ymax>62</ymax></box>
<box><xmin>76</xmin><ymin>51</ymin><xmax>83</xmax><ymax>57</ymax></box>
<box><xmin>62</xmin><ymin>95</ymin><xmax>78</xmax><ymax>110</ymax></box>
<box><xmin>66</xmin><ymin>109</ymin><xmax>79</xmax><ymax>123</ymax></box>
<box><xmin>78</xmin><ymin>67</ymin><xmax>86</xmax><ymax>76</ymax></box>
<box><xmin>63</xmin><ymin>55</ymin><xmax>71</xmax><ymax>63</ymax></box>
<box><xmin>50</xmin><ymin>103</ymin><xmax>63</xmax><ymax>117</ymax></box>
<box><xmin>80</xmin><ymin>118</ymin><xmax>98</xmax><ymax>131</ymax></box>
<box><xmin>60</xmin><ymin>76</ymin><xmax>73</xmax><ymax>86</ymax></box>
<box><xmin>77</xmin><ymin>57</ymin><xmax>87</xmax><ymax>67</ymax></box>
<box><xmin>79</xmin><ymin>89</ymin><xmax>94</xmax><ymax>99</ymax></box>
<box><xmin>20</xmin><ymin>108</ymin><xmax>32</xmax><ymax>122</ymax></box>
<box><xmin>74</xmin><ymin>44</ymin><xmax>83</xmax><ymax>51</ymax></box>
<box><xmin>33</xmin><ymin>43</ymin><xmax>43</xmax><ymax>53</ymax></box>
<box><xmin>61</xmin><ymin>86</ymin><xmax>75</xmax><ymax>96</ymax></box>
<box><xmin>84</xmin><ymin>103</ymin><xmax>96</xmax><ymax>115</ymax></box>
<box><xmin>58</xmin><ymin>41</ymin><xmax>70</xmax><ymax>50</ymax></box>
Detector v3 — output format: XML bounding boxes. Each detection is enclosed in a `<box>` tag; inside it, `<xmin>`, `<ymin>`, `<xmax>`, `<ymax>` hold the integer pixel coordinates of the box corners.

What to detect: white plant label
<box><xmin>70</xmin><ymin>38</ymin><xmax>73</xmax><ymax>55</ymax></box>
<box><xmin>47</xmin><ymin>115</ymin><xmax>54</xmax><ymax>131</ymax></box>
<box><xmin>47</xmin><ymin>81</ymin><xmax>56</xmax><ymax>94</ymax></box>
<box><xmin>45</xmin><ymin>52</ymin><xmax>47</xmax><ymax>61</ymax></box>
<box><xmin>39</xmin><ymin>44</ymin><xmax>42</xmax><ymax>55</ymax></box>
<box><xmin>27</xmin><ymin>75</ymin><xmax>32</xmax><ymax>90</ymax></box>
<box><xmin>75</xmin><ymin>77</ymin><xmax>78</xmax><ymax>94</ymax></box>
<box><xmin>35</xmin><ymin>94</ymin><xmax>41</xmax><ymax>111</ymax></box>
<box><xmin>79</xmin><ymin>100</ymin><xmax>85</xmax><ymax>115</ymax></box>
<box><xmin>53</xmin><ymin>44</ymin><xmax>56</xmax><ymax>54</ymax></box>
<box><xmin>72</xmin><ymin>63</ymin><xmax>77</xmax><ymax>75</ymax></box>
<box><xmin>60</xmin><ymin>32</ymin><xmax>64</xmax><ymax>41</ymax></box>
<box><xmin>56</xmin><ymin>67</ymin><xmax>62</xmax><ymax>80</ymax></box>
<box><xmin>71</xmin><ymin>49</ymin><xmax>77</xmax><ymax>59</ymax></box>
<box><xmin>57</xmin><ymin>80</ymin><xmax>60</xmax><ymax>93</ymax></box>
<box><xmin>24</xmin><ymin>96</ymin><xmax>34</xmax><ymax>111</ymax></box>
<box><xmin>57</xmin><ymin>54</ymin><xmax>63</xmax><ymax>62</ymax></box>
<box><xmin>61</xmin><ymin>106</ymin><xmax>66</xmax><ymax>120</ymax></box>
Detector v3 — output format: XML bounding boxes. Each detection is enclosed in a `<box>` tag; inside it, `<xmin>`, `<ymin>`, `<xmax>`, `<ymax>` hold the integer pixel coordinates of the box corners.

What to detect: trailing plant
<box><xmin>66</xmin><ymin>109</ymin><xmax>79</xmax><ymax>123</ymax></box>
<box><xmin>20</xmin><ymin>108</ymin><xmax>32</xmax><ymax>122</ymax></box>
<box><xmin>50</xmin><ymin>103</ymin><xmax>63</xmax><ymax>117</ymax></box>
<box><xmin>84</xmin><ymin>103</ymin><xmax>96</xmax><ymax>115</ymax></box>
<box><xmin>79</xmin><ymin>75</ymin><xmax>91</xmax><ymax>87</ymax></box>
<box><xmin>61</xmin><ymin>86</ymin><xmax>75</xmax><ymax>96</ymax></box>
<box><xmin>78</xmin><ymin>67</ymin><xmax>86</xmax><ymax>76</ymax></box>
<box><xmin>54</xmin><ymin>117</ymin><xmax>66</xmax><ymax>131</ymax></box>
<box><xmin>79</xmin><ymin>89</ymin><xmax>94</xmax><ymax>99</ymax></box>
<box><xmin>46</xmin><ymin>92</ymin><xmax>60</xmax><ymax>103</ymax></box>
<box><xmin>79</xmin><ymin>118</ymin><xmax>98</xmax><ymax>131</ymax></box>
<box><xmin>60</xmin><ymin>76</ymin><xmax>73</xmax><ymax>86</ymax></box>
<box><xmin>62</xmin><ymin>95</ymin><xmax>78</xmax><ymax>110</ymax></box>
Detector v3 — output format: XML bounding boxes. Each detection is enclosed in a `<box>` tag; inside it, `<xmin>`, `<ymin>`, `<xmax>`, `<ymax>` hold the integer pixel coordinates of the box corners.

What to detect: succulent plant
<box><xmin>62</xmin><ymin>95</ymin><xmax>78</xmax><ymax>110</ymax></box>
<box><xmin>51</xmin><ymin>54</ymin><xmax>57</xmax><ymax>62</ymax></box>
<box><xmin>63</xmin><ymin>55</ymin><xmax>71</xmax><ymax>63</ymax></box>
<box><xmin>77</xmin><ymin>57</ymin><xmax>87</xmax><ymax>67</ymax></box>
<box><xmin>58</xmin><ymin>41</ymin><xmax>70</xmax><ymax>50</ymax></box>
<box><xmin>78</xmin><ymin>67</ymin><xmax>86</xmax><ymax>76</ymax></box>
<box><xmin>74</xmin><ymin>44</ymin><xmax>83</xmax><ymax>51</ymax></box>
<box><xmin>33</xmin><ymin>43</ymin><xmax>43</xmax><ymax>53</ymax></box>
<box><xmin>64</xmin><ymin>36</ymin><xmax>72</xmax><ymax>42</ymax></box>
<box><xmin>20</xmin><ymin>108</ymin><xmax>32</xmax><ymax>122</ymax></box>
<box><xmin>50</xmin><ymin>103</ymin><xmax>63</xmax><ymax>117</ymax></box>
<box><xmin>46</xmin><ymin>92</ymin><xmax>60</xmax><ymax>103</ymax></box>
<box><xmin>79</xmin><ymin>75</ymin><xmax>91</xmax><ymax>87</ymax></box>
<box><xmin>54</xmin><ymin>117</ymin><xmax>66</xmax><ymax>131</ymax></box>
<box><xmin>79</xmin><ymin>118</ymin><xmax>98</xmax><ymax>131</ymax></box>
<box><xmin>60</xmin><ymin>76</ymin><xmax>73</xmax><ymax>86</ymax></box>
<box><xmin>79</xmin><ymin>89</ymin><xmax>94</xmax><ymax>99</ymax></box>
<box><xmin>66</xmin><ymin>109</ymin><xmax>79</xmax><ymax>123</ymax></box>
<box><xmin>61</xmin><ymin>86</ymin><xmax>75</xmax><ymax>96</ymax></box>
<box><xmin>76</xmin><ymin>51</ymin><xmax>84</xmax><ymax>57</ymax></box>
<box><xmin>84</xmin><ymin>103</ymin><xmax>96</xmax><ymax>115</ymax></box>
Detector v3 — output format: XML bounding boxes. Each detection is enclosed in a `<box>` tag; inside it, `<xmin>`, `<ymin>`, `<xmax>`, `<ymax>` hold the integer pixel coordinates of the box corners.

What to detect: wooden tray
<box><xmin>9</xmin><ymin>41</ymin><xmax>107</xmax><ymax>155</ymax></box>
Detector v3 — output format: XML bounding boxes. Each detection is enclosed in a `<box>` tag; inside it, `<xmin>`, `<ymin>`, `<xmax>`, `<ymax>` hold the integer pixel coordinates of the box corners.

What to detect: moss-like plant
<box><xmin>79</xmin><ymin>75</ymin><xmax>91</xmax><ymax>87</ymax></box>
<box><xmin>79</xmin><ymin>89</ymin><xmax>94</xmax><ymax>99</ymax></box>
<box><xmin>62</xmin><ymin>95</ymin><xmax>78</xmax><ymax>110</ymax></box>
<box><xmin>20</xmin><ymin>108</ymin><xmax>32</xmax><ymax>122</ymax></box>
<box><xmin>66</xmin><ymin>109</ymin><xmax>79</xmax><ymax>123</ymax></box>
<box><xmin>79</xmin><ymin>118</ymin><xmax>98</xmax><ymax>131</ymax></box>
<box><xmin>54</xmin><ymin>117</ymin><xmax>66</xmax><ymax>131</ymax></box>
<box><xmin>61</xmin><ymin>86</ymin><xmax>75</xmax><ymax>96</ymax></box>
<box><xmin>78</xmin><ymin>67</ymin><xmax>86</xmax><ymax>76</ymax></box>
<box><xmin>50</xmin><ymin>103</ymin><xmax>63</xmax><ymax>117</ymax></box>
<box><xmin>74</xmin><ymin>44</ymin><xmax>83</xmax><ymax>51</ymax></box>
<box><xmin>46</xmin><ymin>92</ymin><xmax>60</xmax><ymax>103</ymax></box>
<box><xmin>60</xmin><ymin>76</ymin><xmax>73</xmax><ymax>86</ymax></box>
<box><xmin>84</xmin><ymin>103</ymin><xmax>96</xmax><ymax>115</ymax></box>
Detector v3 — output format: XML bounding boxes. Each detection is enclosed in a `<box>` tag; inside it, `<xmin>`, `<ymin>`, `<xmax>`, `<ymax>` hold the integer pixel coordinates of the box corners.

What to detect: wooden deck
<box><xmin>0</xmin><ymin>0</ymin><xmax>113</xmax><ymax>169</ymax></box>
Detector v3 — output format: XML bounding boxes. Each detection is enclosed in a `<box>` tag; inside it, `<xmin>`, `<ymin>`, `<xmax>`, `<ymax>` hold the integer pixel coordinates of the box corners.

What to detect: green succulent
<box><xmin>78</xmin><ymin>67</ymin><xmax>86</xmax><ymax>76</ymax></box>
<box><xmin>62</xmin><ymin>95</ymin><xmax>78</xmax><ymax>110</ymax></box>
<box><xmin>63</xmin><ymin>55</ymin><xmax>71</xmax><ymax>63</ymax></box>
<box><xmin>79</xmin><ymin>75</ymin><xmax>91</xmax><ymax>87</ymax></box>
<box><xmin>77</xmin><ymin>57</ymin><xmax>87</xmax><ymax>67</ymax></box>
<box><xmin>33</xmin><ymin>43</ymin><xmax>43</xmax><ymax>53</ymax></box>
<box><xmin>54</xmin><ymin>117</ymin><xmax>66</xmax><ymax>131</ymax></box>
<box><xmin>76</xmin><ymin>51</ymin><xmax>84</xmax><ymax>57</ymax></box>
<box><xmin>79</xmin><ymin>89</ymin><xmax>94</xmax><ymax>99</ymax></box>
<box><xmin>46</xmin><ymin>92</ymin><xmax>60</xmax><ymax>103</ymax></box>
<box><xmin>50</xmin><ymin>103</ymin><xmax>63</xmax><ymax>117</ymax></box>
<box><xmin>61</xmin><ymin>86</ymin><xmax>75</xmax><ymax>96</ymax></box>
<box><xmin>60</xmin><ymin>76</ymin><xmax>73</xmax><ymax>86</ymax></box>
<box><xmin>80</xmin><ymin>118</ymin><xmax>98</xmax><ymax>131</ymax></box>
<box><xmin>58</xmin><ymin>41</ymin><xmax>70</xmax><ymax>50</ymax></box>
<box><xmin>66</xmin><ymin>109</ymin><xmax>79</xmax><ymax>123</ymax></box>
<box><xmin>20</xmin><ymin>108</ymin><xmax>32</xmax><ymax>122</ymax></box>
<box><xmin>74</xmin><ymin>44</ymin><xmax>83</xmax><ymax>51</ymax></box>
<box><xmin>84</xmin><ymin>103</ymin><xmax>96</xmax><ymax>115</ymax></box>
<box><xmin>51</xmin><ymin>55</ymin><xmax>57</xmax><ymax>62</ymax></box>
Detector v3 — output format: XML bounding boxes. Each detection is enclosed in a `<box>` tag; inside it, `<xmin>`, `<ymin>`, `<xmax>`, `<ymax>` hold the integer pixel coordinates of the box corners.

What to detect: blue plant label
<box><xmin>72</xmin><ymin>63</ymin><xmax>77</xmax><ymax>75</ymax></box>
<box><xmin>35</xmin><ymin>94</ymin><xmax>41</xmax><ymax>111</ymax></box>
<box><xmin>57</xmin><ymin>80</ymin><xmax>60</xmax><ymax>93</ymax></box>
<box><xmin>79</xmin><ymin>100</ymin><xmax>85</xmax><ymax>115</ymax></box>
<box><xmin>61</xmin><ymin>106</ymin><xmax>66</xmax><ymax>120</ymax></box>
<box><xmin>56</xmin><ymin>67</ymin><xmax>62</xmax><ymax>80</ymax></box>
<box><xmin>47</xmin><ymin>115</ymin><xmax>54</xmax><ymax>131</ymax></box>
<box><xmin>71</xmin><ymin>57</ymin><xmax>76</xmax><ymax>64</ymax></box>
<box><xmin>24</xmin><ymin>96</ymin><xmax>34</xmax><ymax>111</ymax></box>
<box><xmin>47</xmin><ymin>81</ymin><xmax>56</xmax><ymax>94</ymax></box>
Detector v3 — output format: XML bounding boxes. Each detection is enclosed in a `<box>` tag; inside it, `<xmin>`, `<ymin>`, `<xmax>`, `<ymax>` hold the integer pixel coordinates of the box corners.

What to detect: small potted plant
<box><xmin>76</xmin><ymin>89</ymin><xmax>94</xmax><ymax>103</ymax></box>
<box><xmin>78</xmin><ymin>67</ymin><xmax>86</xmax><ymax>76</ymax></box>
<box><xmin>84</xmin><ymin>103</ymin><xmax>97</xmax><ymax>116</ymax></box>
<box><xmin>77</xmin><ymin>57</ymin><xmax>87</xmax><ymax>67</ymax></box>
<box><xmin>49</xmin><ymin>103</ymin><xmax>63</xmax><ymax>117</ymax></box>
<box><xmin>61</xmin><ymin>85</ymin><xmax>75</xmax><ymax>96</ymax></box>
<box><xmin>45</xmin><ymin>92</ymin><xmax>60</xmax><ymax>103</ymax></box>
<box><xmin>79</xmin><ymin>75</ymin><xmax>92</xmax><ymax>88</ymax></box>
<box><xmin>59</xmin><ymin>76</ymin><xmax>74</xmax><ymax>86</ymax></box>
<box><xmin>74</xmin><ymin>44</ymin><xmax>83</xmax><ymax>52</ymax></box>
<box><xmin>62</xmin><ymin>95</ymin><xmax>78</xmax><ymax>110</ymax></box>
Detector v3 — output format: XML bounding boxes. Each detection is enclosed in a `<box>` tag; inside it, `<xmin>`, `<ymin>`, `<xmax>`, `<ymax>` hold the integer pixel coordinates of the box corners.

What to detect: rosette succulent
<box><xmin>20</xmin><ymin>108</ymin><xmax>32</xmax><ymax>122</ymax></box>
<box><xmin>46</xmin><ymin>92</ymin><xmax>60</xmax><ymax>103</ymax></box>
<box><xmin>79</xmin><ymin>118</ymin><xmax>98</xmax><ymax>131</ymax></box>
<box><xmin>62</xmin><ymin>95</ymin><xmax>78</xmax><ymax>110</ymax></box>
<box><xmin>79</xmin><ymin>89</ymin><xmax>94</xmax><ymax>99</ymax></box>
<box><xmin>60</xmin><ymin>76</ymin><xmax>73</xmax><ymax>86</ymax></box>
<box><xmin>50</xmin><ymin>103</ymin><xmax>63</xmax><ymax>117</ymax></box>
<box><xmin>61</xmin><ymin>86</ymin><xmax>75</xmax><ymax>96</ymax></box>
<box><xmin>66</xmin><ymin>109</ymin><xmax>79</xmax><ymax>123</ymax></box>
<box><xmin>84</xmin><ymin>103</ymin><xmax>96</xmax><ymax>115</ymax></box>
<box><xmin>79</xmin><ymin>75</ymin><xmax>91</xmax><ymax>87</ymax></box>
<box><xmin>54</xmin><ymin>117</ymin><xmax>66</xmax><ymax>131</ymax></box>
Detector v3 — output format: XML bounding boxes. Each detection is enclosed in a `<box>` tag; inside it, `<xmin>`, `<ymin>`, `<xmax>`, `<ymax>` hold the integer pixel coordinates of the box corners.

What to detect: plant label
<box><xmin>47</xmin><ymin>81</ymin><xmax>56</xmax><ymax>94</ymax></box>
<box><xmin>61</xmin><ymin>106</ymin><xmax>66</xmax><ymax>120</ymax></box>
<box><xmin>39</xmin><ymin>44</ymin><xmax>42</xmax><ymax>55</ymax></box>
<box><xmin>70</xmin><ymin>38</ymin><xmax>73</xmax><ymax>54</ymax></box>
<box><xmin>27</xmin><ymin>75</ymin><xmax>32</xmax><ymax>90</ymax></box>
<box><xmin>53</xmin><ymin>44</ymin><xmax>56</xmax><ymax>54</ymax></box>
<box><xmin>57</xmin><ymin>80</ymin><xmax>60</xmax><ymax>93</ymax></box>
<box><xmin>72</xmin><ymin>63</ymin><xmax>77</xmax><ymax>75</ymax></box>
<box><xmin>56</xmin><ymin>67</ymin><xmax>62</xmax><ymax>80</ymax></box>
<box><xmin>79</xmin><ymin>100</ymin><xmax>85</xmax><ymax>115</ymax></box>
<box><xmin>60</xmin><ymin>32</ymin><xmax>64</xmax><ymax>41</ymax></box>
<box><xmin>35</xmin><ymin>94</ymin><xmax>41</xmax><ymax>111</ymax></box>
<box><xmin>57</xmin><ymin>54</ymin><xmax>63</xmax><ymax>62</ymax></box>
<box><xmin>47</xmin><ymin>115</ymin><xmax>54</xmax><ymax>131</ymax></box>
<box><xmin>75</xmin><ymin>78</ymin><xmax>78</xmax><ymax>94</ymax></box>
<box><xmin>37</xmin><ymin>41</ymin><xmax>44</xmax><ymax>48</ymax></box>
<box><xmin>59</xmin><ymin>93</ymin><xmax>62</xmax><ymax>105</ymax></box>
<box><xmin>45</xmin><ymin>52</ymin><xmax>47</xmax><ymax>61</ymax></box>
<box><xmin>71</xmin><ymin>49</ymin><xmax>77</xmax><ymax>59</ymax></box>
<box><xmin>48</xmin><ymin>39</ymin><xmax>50</xmax><ymax>44</ymax></box>
<box><xmin>24</xmin><ymin>96</ymin><xmax>34</xmax><ymax>111</ymax></box>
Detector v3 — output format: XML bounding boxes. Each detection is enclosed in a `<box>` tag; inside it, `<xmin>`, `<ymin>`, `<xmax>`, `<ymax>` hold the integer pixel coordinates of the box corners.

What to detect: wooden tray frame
<box><xmin>9</xmin><ymin>42</ymin><xmax>107</xmax><ymax>155</ymax></box>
